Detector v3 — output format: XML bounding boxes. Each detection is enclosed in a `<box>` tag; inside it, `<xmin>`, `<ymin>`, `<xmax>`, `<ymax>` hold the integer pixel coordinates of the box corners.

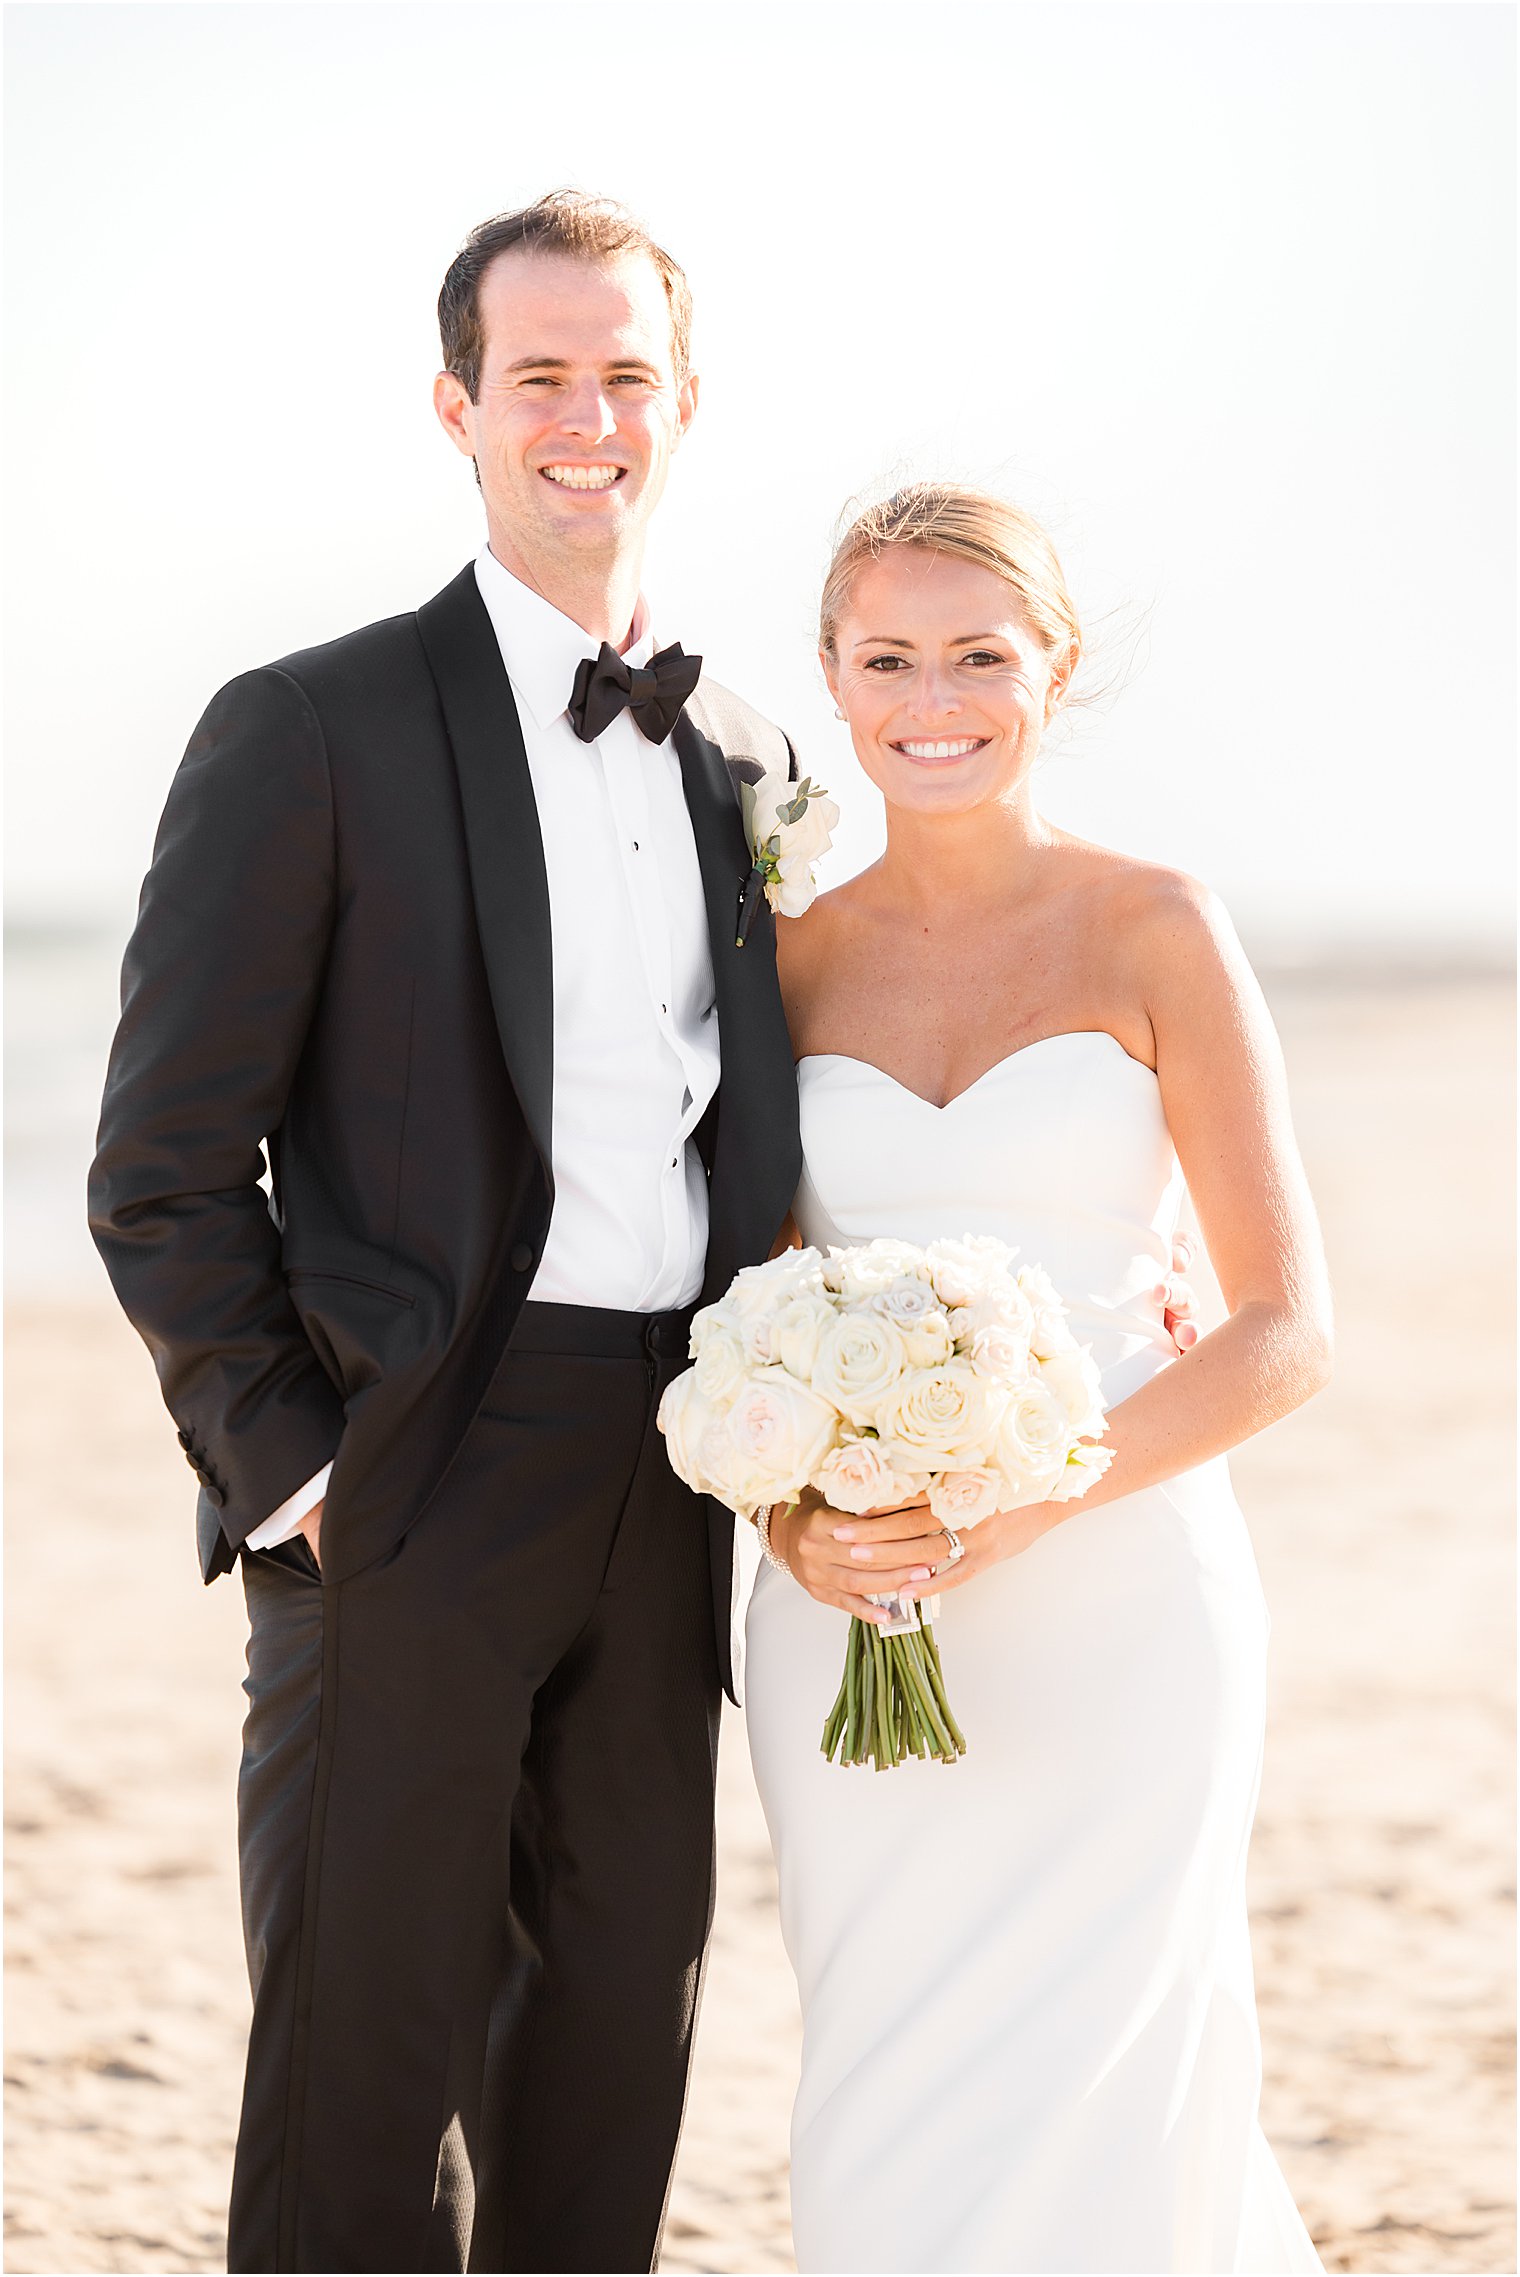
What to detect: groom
<box><xmin>89</xmin><ymin>192</ymin><xmax>802</xmax><ymax>2273</ymax></box>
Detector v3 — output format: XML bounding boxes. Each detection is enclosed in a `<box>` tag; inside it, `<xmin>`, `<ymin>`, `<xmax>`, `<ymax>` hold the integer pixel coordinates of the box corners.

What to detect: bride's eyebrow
<box><xmin>851</xmin><ymin>634</ymin><xmax>916</xmax><ymax>650</ymax></box>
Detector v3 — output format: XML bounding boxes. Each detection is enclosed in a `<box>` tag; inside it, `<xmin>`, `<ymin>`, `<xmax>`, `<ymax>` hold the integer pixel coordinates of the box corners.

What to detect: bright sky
<box><xmin>4</xmin><ymin>1</ymin><xmax>1514</xmax><ymax>955</ymax></box>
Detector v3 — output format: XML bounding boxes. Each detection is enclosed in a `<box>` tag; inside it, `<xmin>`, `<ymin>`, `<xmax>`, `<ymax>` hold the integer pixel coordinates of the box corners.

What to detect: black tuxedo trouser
<box><xmin>228</xmin><ymin>1302</ymin><xmax>720</xmax><ymax>2274</ymax></box>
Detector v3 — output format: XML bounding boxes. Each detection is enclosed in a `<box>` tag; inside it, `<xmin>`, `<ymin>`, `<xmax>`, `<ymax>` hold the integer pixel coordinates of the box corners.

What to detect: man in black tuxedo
<box><xmin>90</xmin><ymin>192</ymin><xmax>800</xmax><ymax>2274</ymax></box>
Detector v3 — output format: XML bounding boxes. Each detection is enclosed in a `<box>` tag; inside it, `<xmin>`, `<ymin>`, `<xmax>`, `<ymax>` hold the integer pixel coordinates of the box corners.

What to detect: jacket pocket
<box><xmin>285</xmin><ymin>1267</ymin><xmax>416</xmax><ymax>1309</ymax></box>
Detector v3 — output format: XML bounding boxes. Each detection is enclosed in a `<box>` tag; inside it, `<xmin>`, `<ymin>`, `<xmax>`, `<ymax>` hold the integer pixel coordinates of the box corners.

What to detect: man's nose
<box><xmin>556</xmin><ymin>379</ymin><xmax>618</xmax><ymax>443</ymax></box>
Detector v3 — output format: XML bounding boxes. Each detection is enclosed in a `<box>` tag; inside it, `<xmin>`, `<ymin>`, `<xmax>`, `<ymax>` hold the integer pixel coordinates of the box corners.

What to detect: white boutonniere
<box><xmin>735</xmin><ymin>772</ymin><xmax>840</xmax><ymax>947</ymax></box>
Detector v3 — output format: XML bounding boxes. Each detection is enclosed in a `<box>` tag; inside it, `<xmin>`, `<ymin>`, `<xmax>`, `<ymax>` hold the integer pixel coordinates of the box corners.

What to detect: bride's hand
<box><xmin>904</xmin><ymin>1500</ymin><xmax>1065</xmax><ymax>1600</ymax></box>
<box><xmin>772</xmin><ymin>1489</ymin><xmax>943</xmax><ymax>1622</ymax></box>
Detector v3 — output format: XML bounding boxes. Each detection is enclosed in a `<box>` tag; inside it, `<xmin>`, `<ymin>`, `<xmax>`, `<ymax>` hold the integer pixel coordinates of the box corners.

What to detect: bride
<box><xmin>743</xmin><ymin>485</ymin><xmax>1332</xmax><ymax>2274</ymax></box>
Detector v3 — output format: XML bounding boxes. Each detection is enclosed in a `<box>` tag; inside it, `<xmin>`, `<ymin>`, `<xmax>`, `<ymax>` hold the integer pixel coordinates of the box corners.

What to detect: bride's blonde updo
<box><xmin>818</xmin><ymin>484</ymin><xmax>1083</xmax><ymax>695</ymax></box>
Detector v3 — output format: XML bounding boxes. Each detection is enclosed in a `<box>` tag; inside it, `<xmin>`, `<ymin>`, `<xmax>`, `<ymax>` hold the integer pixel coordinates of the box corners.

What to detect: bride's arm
<box><xmin>1036</xmin><ymin>876</ymin><xmax>1333</xmax><ymax>1523</ymax></box>
<box><xmin>873</xmin><ymin>880</ymin><xmax>1335</xmax><ymax>1599</ymax></box>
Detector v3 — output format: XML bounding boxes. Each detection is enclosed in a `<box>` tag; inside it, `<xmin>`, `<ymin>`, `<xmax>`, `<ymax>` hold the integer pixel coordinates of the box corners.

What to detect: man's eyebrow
<box><xmin>501</xmin><ymin>354</ymin><xmax>662</xmax><ymax>375</ymax></box>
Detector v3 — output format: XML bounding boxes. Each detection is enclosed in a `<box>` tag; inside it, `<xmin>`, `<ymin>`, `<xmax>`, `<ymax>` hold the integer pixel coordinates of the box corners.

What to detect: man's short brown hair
<box><xmin>438</xmin><ymin>190</ymin><xmax>693</xmax><ymax>401</ymax></box>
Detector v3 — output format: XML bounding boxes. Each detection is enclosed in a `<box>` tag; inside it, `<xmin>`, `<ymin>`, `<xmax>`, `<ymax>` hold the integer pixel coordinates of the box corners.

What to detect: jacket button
<box><xmin>510</xmin><ymin>1243</ymin><xmax>534</xmax><ymax>1273</ymax></box>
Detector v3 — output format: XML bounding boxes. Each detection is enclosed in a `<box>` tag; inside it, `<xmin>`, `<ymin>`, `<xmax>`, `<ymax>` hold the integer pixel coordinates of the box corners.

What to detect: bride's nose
<box><xmin>906</xmin><ymin>666</ymin><xmax>963</xmax><ymax>721</ymax></box>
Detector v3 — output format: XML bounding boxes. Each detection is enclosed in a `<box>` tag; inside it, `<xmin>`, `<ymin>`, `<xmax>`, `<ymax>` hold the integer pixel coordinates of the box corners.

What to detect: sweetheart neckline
<box><xmin>795</xmin><ymin>1029</ymin><xmax>1157</xmax><ymax>1113</ymax></box>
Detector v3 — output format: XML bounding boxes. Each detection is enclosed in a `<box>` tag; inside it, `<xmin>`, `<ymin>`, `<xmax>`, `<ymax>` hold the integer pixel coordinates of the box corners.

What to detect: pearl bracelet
<box><xmin>753</xmin><ymin>1504</ymin><xmax>793</xmax><ymax>1579</ymax></box>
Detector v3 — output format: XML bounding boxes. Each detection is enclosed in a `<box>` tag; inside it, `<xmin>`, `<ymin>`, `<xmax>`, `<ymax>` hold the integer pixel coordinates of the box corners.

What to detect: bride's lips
<box><xmin>888</xmin><ymin>736</ymin><xmax>990</xmax><ymax>767</ymax></box>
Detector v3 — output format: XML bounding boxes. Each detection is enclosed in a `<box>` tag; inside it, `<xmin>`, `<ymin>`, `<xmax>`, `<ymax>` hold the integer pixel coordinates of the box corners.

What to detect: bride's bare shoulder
<box><xmin>1054</xmin><ymin>837</ymin><xmax>1261</xmax><ymax>1050</ymax></box>
<box><xmin>1056</xmin><ymin>833</ymin><xmax>1227</xmax><ymax>940</ymax></box>
<box><xmin>774</xmin><ymin>874</ymin><xmax>871</xmax><ymax>1024</ymax></box>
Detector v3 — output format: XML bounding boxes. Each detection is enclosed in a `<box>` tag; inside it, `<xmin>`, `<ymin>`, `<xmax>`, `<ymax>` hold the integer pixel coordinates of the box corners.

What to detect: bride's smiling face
<box><xmin>824</xmin><ymin>548</ymin><xmax>1069</xmax><ymax>817</ymax></box>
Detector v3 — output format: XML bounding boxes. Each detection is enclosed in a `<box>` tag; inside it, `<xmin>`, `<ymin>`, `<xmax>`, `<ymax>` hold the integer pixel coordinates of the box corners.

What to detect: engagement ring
<box><xmin>938</xmin><ymin>1525</ymin><xmax>966</xmax><ymax>1566</ymax></box>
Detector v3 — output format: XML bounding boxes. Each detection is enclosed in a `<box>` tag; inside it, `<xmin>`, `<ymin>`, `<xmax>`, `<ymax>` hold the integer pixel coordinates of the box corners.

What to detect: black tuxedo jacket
<box><xmin>89</xmin><ymin>563</ymin><xmax>802</xmax><ymax>1694</ymax></box>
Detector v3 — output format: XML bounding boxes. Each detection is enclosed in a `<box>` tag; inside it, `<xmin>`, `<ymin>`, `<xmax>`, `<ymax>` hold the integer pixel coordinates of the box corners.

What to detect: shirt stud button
<box><xmin>510</xmin><ymin>1243</ymin><xmax>534</xmax><ymax>1273</ymax></box>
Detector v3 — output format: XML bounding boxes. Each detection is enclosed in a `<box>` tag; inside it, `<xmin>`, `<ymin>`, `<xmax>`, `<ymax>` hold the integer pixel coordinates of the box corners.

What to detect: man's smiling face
<box><xmin>436</xmin><ymin>246</ymin><xmax>697</xmax><ymax>586</ymax></box>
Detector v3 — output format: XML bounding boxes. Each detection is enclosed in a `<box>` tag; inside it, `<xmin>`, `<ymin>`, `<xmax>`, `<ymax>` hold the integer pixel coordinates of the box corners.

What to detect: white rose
<box><xmin>1047</xmin><ymin>1440</ymin><xmax>1116</xmax><ymax>1502</ymax></box>
<box><xmin>1016</xmin><ymin>1264</ymin><xmax>1078</xmax><ymax>1358</ymax></box>
<box><xmin>692</xmin><ymin>1412</ymin><xmax>775</xmax><ymax>1516</ymax></box>
<box><xmin>900</xmin><ymin>1311</ymin><xmax>955</xmax><ymax>1369</ymax></box>
<box><xmin>693</xmin><ymin>1328</ymin><xmax>748</xmax><ymax>1407</ymax></box>
<box><xmin>924</xmin><ymin>1235</ymin><xmax>1016</xmax><ymax>1310</ymax></box>
<box><xmin>927</xmin><ymin>1467</ymin><xmax>1005</xmax><ymax>1528</ymax></box>
<box><xmin>751</xmin><ymin>774</ymin><xmax>840</xmax><ymax>864</ymax></box>
<box><xmin>768</xmin><ymin>858</ymin><xmax>818</xmax><ymax>919</ymax></box>
<box><xmin>657</xmin><ymin>1370</ymin><xmax>723</xmax><ymax>1493</ymax></box>
<box><xmin>861</xmin><ymin>1277</ymin><xmax>954</xmax><ymax>1368</ymax></box>
<box><xmin>992</xmin><ymin>1379</ymin><xmax>1070</xmax><ymax>1506</ymax></box>
<box><xmin>864</xmin><ymin>1276</ymin><xmax>940</xmax><ymax>1329</ymax></box>
<box><xmin>952</xmin><ymin>1276</ymin><xmax>1035</xmax><ymax>1340</ymax></box>
<box><xmin>688</xmin><ymin>1300</ymin><xmax>740</xmax><ymax>1358</ymax></box>
<box><xmin>833</xmin><ymin>1238</ymin><xmax>931</xmax><ymax>1303</ymax></box>
<box><xmin>958</xmin><ymin>1307</ymin><xmax>1033</xmax><ymax>1384</ymax></box>
<box><xmin>816</xmin><ymin>1436</ymin><xmax>922</xmax><ymax>1516</ymax></box>
<box><xmin>810</xmin><ymin>1311</ymin><xmax>908</xmax><ymax>1427</ymax></box>
<box><xmin>727</xmin><ymin>1249</ymin><xmax>826</xmax><ymax>1316</ymax></box>
<box><xmin>725</xmin><ymin>1367</ymin><xmax>840</xmax><ymax>1498</ymax></box>
<box><xmin>770</xmin><ymin>1291</ymin><xmax>837</xmax><ymax>1381</ymax></box>
<box><xmin>874</xmin><ymin>1360</ymin><xmax>999</xmax><ymax>1471</ymax></box>
<box><xmin>1036</xmin><ymin>1344</ymin><xmax>1107</xmax><ymax>1436</ymax></box>
<box><xmin>725</xmin><ymin>1248</ymin><xmax>827</xmax><ymax>1362</ymax></box>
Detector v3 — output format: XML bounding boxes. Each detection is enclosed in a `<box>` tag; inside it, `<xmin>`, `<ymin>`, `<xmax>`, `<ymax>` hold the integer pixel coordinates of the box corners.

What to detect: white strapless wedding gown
<box><xmin>744</xmin><ymin>1033</ymin><xmax>1322</xmax><ymax>2275</ymax></box>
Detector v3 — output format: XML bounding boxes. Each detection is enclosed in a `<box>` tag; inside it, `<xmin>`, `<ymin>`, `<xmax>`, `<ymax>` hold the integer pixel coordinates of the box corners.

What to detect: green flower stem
<box><xmin>821</xmin><ymin>1657</ymin><xmax>848</xmax><ymax>1757</ymax></box>
<box><xmin>818</xmin><ymin>1614</ymin><xmax>969</xmax><ymax>1770</ymax></box>
<box><xmin>870</xmin><ymin>1625</ymin><xmax>893</xmax><ymax>1770</ymax></box>
<box><xmin>896</xmin><ymin>1642</ymin><xmax>934</xmax><ymax>1756</ymax></box>
<box><xmin>859</xmin><ymin>1625</ymin><xmax>877</xmax><ymax>1768</ymax></box>
<box><xmin>918</xmin><ymin>1621</ymin><xmax>969</xmax><ymax>1755</ymax></box>
<box><xmin>844</xmin><ymin>1617</ymin><xmax>862</xmax><ymax>1761</ymax></box>
<box><xmin>900</xmin><ymin>1633</ymin><xmax>958</xmax><ymax>1759</ymax></box>
<box><xmin>821</xmin><ymin>1678</ymin><xmax>847</xmax><ymax>1761</ymax></box>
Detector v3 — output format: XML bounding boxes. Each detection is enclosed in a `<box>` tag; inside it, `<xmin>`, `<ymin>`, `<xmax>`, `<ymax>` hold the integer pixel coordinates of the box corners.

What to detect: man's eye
<box><xmin>521</xmin><ymin>375</ymin><xmax>559</xmax><ymax>388</ymax></box>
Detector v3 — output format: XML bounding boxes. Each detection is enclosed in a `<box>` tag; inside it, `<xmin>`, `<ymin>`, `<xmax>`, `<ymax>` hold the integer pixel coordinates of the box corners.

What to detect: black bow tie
<box><xmin>567</xmin><ymin>640</ymin><xmax>702</xmax><ymax>746</ymax></box>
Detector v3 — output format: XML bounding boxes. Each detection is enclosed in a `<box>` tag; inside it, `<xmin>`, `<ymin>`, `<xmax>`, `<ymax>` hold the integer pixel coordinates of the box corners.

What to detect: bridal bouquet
<box><xmin>658</xmin><ymin>1235</ymin><xmax>1113</xmax><ymax>1771</ymax></box>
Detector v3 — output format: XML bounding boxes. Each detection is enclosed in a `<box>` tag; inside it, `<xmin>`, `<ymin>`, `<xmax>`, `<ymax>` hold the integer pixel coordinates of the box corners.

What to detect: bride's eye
<box><xmin>862</xmin><ymin>655</ymin><xmax>910</xmax><ymax>673</ymax></box>
<box><xmin>961</xmin><ymin>650</ymin><xmax>1006</xmax><ymax>668</ymax></box>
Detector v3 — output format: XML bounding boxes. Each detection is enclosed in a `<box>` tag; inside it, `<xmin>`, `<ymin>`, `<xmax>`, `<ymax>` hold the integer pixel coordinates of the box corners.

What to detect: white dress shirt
<box><xmin>248</xmin><ymin>548</ymin><xmax>719</xmax><ymax>1551</ymax></box>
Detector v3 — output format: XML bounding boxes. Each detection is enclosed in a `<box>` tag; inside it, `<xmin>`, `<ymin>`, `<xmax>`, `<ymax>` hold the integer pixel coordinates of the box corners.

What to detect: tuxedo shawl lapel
<box><xmin>671</xmin><ymin>711</ymin><xmax>752</xmax><ymax>996</ymax></box>
<box><xmin>672</xmin><ymin>703</ymin><xmax>801</xmax><ymax>1300</ymax></box>
<box><xmin>416</xmin><ymin>566</ymin><xmax>554</xmax><ymax>1185</ymax></box>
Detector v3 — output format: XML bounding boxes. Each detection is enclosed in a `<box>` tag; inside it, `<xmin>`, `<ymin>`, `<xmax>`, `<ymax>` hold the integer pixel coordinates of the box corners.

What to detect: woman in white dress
<box><xmin>743</xmin><ymin>486</ymin><xmax>1332</xmax><ymax>2274</ymax></box>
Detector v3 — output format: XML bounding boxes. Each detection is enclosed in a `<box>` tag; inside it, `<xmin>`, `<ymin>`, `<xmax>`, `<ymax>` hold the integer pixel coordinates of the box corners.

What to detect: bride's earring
<box><xmin>833</xmin><ymin>706</ymin><xmax>846</xmax><ymax>721</ymax></box>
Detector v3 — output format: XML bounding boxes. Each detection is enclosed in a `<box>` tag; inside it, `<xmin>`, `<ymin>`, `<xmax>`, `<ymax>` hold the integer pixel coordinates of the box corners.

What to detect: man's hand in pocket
<box><xmin>299</xmin><ymin>1499</ymin><xmax>324</xmax><ymax>1573</ymax></box>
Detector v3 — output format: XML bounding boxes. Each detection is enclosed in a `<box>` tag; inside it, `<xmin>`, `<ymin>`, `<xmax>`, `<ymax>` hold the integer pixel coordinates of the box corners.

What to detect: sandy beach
<box><xmin>4</xmin><ymin>969</ymin><xmax>1513</xmax><ymax>2275</ymax></box>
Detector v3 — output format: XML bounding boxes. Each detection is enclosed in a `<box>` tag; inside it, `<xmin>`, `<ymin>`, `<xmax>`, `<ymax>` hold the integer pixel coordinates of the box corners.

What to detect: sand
<box><xmin>4</xmin><ymin>973</ymin><xmax>1514</xmax><ymax>2274</ymax></box>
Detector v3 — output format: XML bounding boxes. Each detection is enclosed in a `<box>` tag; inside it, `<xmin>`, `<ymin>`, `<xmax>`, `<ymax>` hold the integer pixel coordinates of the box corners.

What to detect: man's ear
<box><xmin>433</xmin><ymin>369</ymin><xmax>478</xmax><ymax>461</ymax></box>
<box><xmin>672</xmin><ymin>369</ymin><xmax>699</xmax><ymax>447</ymax></box>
